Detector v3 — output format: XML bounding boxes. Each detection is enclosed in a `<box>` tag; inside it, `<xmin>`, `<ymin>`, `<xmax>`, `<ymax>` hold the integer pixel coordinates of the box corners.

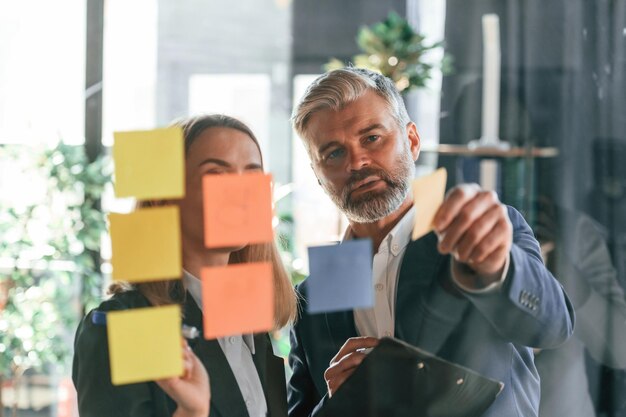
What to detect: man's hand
<box><xmin>433</xmin><ymin>184</ymin><xmax>513</xmax><ymax>288</ymax></box>
<box><xmin>324</xmin><ymin>337</ymin><xmax>379</xmax><ymax>397</ymax></box>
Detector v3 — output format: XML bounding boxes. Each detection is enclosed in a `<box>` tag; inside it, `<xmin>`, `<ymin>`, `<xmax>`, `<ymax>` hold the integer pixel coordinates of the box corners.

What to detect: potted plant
<box><xmin>326</xmin><ymin>11</ymin><xmax>452</xmax><ymax>93</ymax></box>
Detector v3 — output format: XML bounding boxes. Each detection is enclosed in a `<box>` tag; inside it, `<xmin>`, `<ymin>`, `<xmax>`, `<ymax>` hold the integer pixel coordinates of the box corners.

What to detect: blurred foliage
<box><xmin>326</xmin><ymin>11</ymin><xmax>453</xmax><ymax>92</ymax></box>
<box><xmin>0</xmin><ymin>143</ymin><xmax>111</xmax><ymax>378</ymax></box>
<box><xmin>274</xmin><ymin>184</ymin><xmax>307</xmax><ymax>286</ymax></box>
<box><xmin>273</xmin><ymin>185</ymin><xmax>306</xmax><ymax>360</ymax></box>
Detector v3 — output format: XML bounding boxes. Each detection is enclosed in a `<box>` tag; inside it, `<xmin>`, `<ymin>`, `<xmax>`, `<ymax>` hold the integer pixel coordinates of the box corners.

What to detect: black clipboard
<box><xmin>318</xmin><ymin>338</ymin><xmax>504</xmax><ymax>417</ymax></box>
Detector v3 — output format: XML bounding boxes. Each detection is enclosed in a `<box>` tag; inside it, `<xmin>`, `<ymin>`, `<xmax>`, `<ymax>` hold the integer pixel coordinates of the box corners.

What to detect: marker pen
<box><xmin>91</xmin><ymin>310</ymin><xmax>200</xmax><ymax>340</ymax></box>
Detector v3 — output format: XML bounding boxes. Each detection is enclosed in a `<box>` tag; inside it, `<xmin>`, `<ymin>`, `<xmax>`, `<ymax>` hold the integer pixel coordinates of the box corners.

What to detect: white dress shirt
<box><xmin>347</xmin><ymin>206</ymin><xmax>509</xmax><ymax>338</ymax></box>
<box><xmin>349</xmin><ymin>207</ymin><xmax>416</xmax><ymax>338</ymax></box>
<box><xmin>183</xmin><ymin>270</ymin><xmax>268</xmax><ymax>417</ymax></box>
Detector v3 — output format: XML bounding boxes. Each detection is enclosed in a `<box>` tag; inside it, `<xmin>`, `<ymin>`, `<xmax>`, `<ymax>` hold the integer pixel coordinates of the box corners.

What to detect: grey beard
<box><xmin>323</xmin><ymin>152</ymin><xmax>415</xmax><ymax>223</ymax></box>
<box><xmin>341</xmin><ymin>180</ymin><xmax>410</xmax><ymax>223</ymax></box>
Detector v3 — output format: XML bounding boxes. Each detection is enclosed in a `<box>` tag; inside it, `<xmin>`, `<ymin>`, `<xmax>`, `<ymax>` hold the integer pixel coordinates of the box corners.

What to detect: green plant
<box><xmin>326</xmin><ymin>11</ymin><xmax>452</xmax><ymax>92</ymax></box>
<box><xmin>271</xmin><ymin>183</ymin><xmax>306</xmax><ymax>362</ymax></box>
<box><xmin>273</xmin><ymin>183</ymin><xmax>307</xmax><ymax>286</ymax></box>
<box><xmin>41</xmin><ymin>143</ymin><xmax>111</xmax><ymax>312</ymax></box>
<box><xmin>0</xmin><ymin>142</ymin><xmax>110</xmax><ymax>413</ymax></box>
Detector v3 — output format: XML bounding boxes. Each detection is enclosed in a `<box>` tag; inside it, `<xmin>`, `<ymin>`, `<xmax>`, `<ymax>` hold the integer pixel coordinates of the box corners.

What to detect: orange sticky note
<box><xmin>201</xmin><ymin>262</ymin><xmax>274</xmax><ymax>339</ymax></box>
<box><xmin>107</xmin><ymin>305</ymin><xmax>183</xmax><ymax>385</ymax></box>
<box><xmin>411</xmin><ymin>167</ymin><xmax>448</xmax><ymax>241</ymax></box>
<box><xmin>109</xmin><ymin>206</ymin><xmax>182</xmax><ymax>282</ymax></box>
<box><xmin>202</xmin><ymin>172</ymin><xmax>273</xmax><ymax>248</ymax></box>
<box><xmin>113</xmin><ymin>127</ymin><xmax>185</xmax><ymax>199</ymax></box>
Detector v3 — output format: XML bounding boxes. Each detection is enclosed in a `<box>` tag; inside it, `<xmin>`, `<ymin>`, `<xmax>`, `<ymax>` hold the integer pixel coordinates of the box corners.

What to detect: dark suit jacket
<box><xmin>287</xmin><ymin>207</ymin><xmax>575</xmax><ymax>417</ymax></box>
<box><xmin>72</xmin><ymin>290</ymin><xmax>288</xmax><ymax>417</ymax></box>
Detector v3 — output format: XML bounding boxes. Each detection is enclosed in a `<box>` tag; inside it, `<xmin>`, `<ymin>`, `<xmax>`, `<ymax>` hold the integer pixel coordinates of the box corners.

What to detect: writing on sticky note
<box><xmin>113</xmin><ymin>127</ymin><xmax>184</xmax><ymax>199</ymax></box>
<box><xmin>411</xmin><ymin>168</ymin><xmax>447</xmax><ymax>241</ymax></box>
<box><xmin>201</xmin><ymin>262</ymin><xmax>274</xmax><ymax>339</ymax></box>
<box><xmin>307</xmin><ymin>239</ymin><xmax>373</xmax><ymax>314</ymax></box>
<box><xmin>110</xmin><ymin>206</ymin><xmax>181</xmax><ymax>282</ymax></box>
<box><xmin>203</xmin><ymin>172</ymin><xmax>273</xmax><ymax>248</ymax></box>
<box><xmin>107</xmin><ymin>305</ymin><xmax>183</xmax><ymax>385</ymax></box>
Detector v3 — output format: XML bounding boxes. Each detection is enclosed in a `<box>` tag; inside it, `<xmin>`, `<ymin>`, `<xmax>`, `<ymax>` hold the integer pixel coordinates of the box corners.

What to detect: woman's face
<box><xmin>178</xmin><ymin>126</ymin><xmax>263</xmax><ymax>249</ymax></box>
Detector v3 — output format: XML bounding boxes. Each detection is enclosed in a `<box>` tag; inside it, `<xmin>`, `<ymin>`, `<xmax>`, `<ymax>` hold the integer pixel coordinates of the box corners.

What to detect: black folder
<box><xmin>318</xmin><ymin>337</ymin><xmax>504</xmax><ymax>417</ymax></box>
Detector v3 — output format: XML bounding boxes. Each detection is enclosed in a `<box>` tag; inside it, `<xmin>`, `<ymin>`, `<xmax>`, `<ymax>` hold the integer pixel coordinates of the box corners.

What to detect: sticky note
<box><xmin>307</xmin><ymin>239</ymin><xmax>373</xmax><ymax>314</ymax></box>
<box><xmin>113</xmin><ymin>127</ymin><xmax>185</xmax><ymax>199</ymax></box>
<box><xmin>201</xmin><ymin>262</ymin><xmax>274</xmax><ymax>339</ymax></box>
<box><xmin>110</xmin><ymin>206</ymin><xmax>182</xmax><ymax>282</ymax></box>
<box><xmin>202</xmin><ymin>172</ymin><xmax>273</xmax><ymax>248</ymax></box>
<box><xmin>107</xmin><ymin>305</ymin><xmax>183</xmax><ymax>385</ymax></box>
<box><xmin>411</xmin><ymin>168</ymin><xmax>447</xmax><ymax>241</ymax></box>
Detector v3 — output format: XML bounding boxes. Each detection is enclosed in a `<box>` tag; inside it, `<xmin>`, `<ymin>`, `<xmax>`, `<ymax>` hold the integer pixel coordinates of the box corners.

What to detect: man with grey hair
<box><xmin>287</xmin><ymin>67</ymin><xmax>575</xmax><ymax>417</ymax></box>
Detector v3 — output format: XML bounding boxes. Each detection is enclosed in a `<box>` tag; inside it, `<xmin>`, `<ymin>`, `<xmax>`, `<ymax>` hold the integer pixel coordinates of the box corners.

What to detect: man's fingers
<box><xmin>434</xmin><ymin>184</ymin><xmax>481</xmax><ymax>231</ymax></box>
<box><xmin>326</xmin><ymin>372</ymin><xmax>352</xmax><ymax>397</ymax></box>
<box><xmin>469</xmin><ymin>216</ymin><xmax>512</xmax><ymax>263</ymax></box>
<box><xmin>471</xmin><ymin>240</ymin><xmax>510</xmax><ymax>269</ymax></box>
<box><xmin>330</xmin><ymin>337</ymin><xmax>379</xmax><ymax>364</ymax></box>
<box><xmin>324</xmin><ymin>352</ymin><xmax>368</xmax><ymax>397</ymax></box>
<box><xmin>437</xmin><ymin>191</ymin><xmax>498</xmax><ymax>253</ymax></box>
<box><xmin>463</xmin><ymin>244</ymin><xmax>510</xmax><ymax>278</ymax></box>
<box><xmin>454</xmin><ymin>204</ymin><xmax>503</xmax><ymax>261</ymax></box>
<box><xmin>325</xmin><ymin>352</ymin><xmax>368</xmax><ymax>380</ymax></box>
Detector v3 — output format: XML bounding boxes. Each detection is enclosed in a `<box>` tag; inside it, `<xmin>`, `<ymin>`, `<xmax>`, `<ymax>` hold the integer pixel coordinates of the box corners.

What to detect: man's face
<box><xmin>304</xmin><ymin>90</ymin><xmax>420</xmax><ymax>223</ymax></box>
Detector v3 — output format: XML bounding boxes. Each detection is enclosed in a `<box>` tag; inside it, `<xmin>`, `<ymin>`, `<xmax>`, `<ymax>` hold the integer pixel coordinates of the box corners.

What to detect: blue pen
<box><xmin>91</xmin><ymin>310</ymin><xmax>200</xmax><ymax>340</ymax></box>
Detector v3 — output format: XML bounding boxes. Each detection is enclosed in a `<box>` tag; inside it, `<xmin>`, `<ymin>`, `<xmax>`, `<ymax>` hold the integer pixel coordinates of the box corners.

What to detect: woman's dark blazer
<box><xmin>72</xmin><ymin>290</ymin><xmax>288</xmax><ymax>417</ymax></box>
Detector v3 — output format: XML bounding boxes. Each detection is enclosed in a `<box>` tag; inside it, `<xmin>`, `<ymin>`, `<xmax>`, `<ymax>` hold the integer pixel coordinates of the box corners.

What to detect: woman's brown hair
<box><xmin>109</xmin><ymin>114</ymin><xmax>298</xmax><ymax>328</ymax></box>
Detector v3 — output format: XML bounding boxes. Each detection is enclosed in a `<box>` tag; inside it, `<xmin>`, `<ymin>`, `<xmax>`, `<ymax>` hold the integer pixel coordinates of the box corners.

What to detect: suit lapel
<box><xmin>298</xmin><ymin>282</ymin><xmax>358</xmax><ymax>360</ymax></box>
<box><xmin>297</xmin><ymin>283</ymin><xmax>358</xmax><ymax>396</ymax></box>
<box><xmin>183</xmin><ymin>295</ymin><xmax>249</xmax><ymax>417</ymax></box>
<box><xmin>325</xmin><ymin>310</ymin><xmax>358</xmax><ymax>354</ymax></box>
<box><xmin>395</xmin><ymin>232</ymin><xmax>470</xmax><ymax>354</ymax></box>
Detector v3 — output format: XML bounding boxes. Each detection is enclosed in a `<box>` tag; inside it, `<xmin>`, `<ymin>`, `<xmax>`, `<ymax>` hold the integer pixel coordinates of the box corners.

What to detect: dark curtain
<box><xmin>440</xmin><ymin>0</ymin><xmax>626</xmax><ymax>416</ymax></box>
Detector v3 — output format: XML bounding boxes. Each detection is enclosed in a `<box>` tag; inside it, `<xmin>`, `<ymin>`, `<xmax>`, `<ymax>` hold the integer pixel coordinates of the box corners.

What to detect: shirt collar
<box><xmin>342</xmin><ymin>206</ymin><xmax>415</xmax><ymax>257</ymax></box>
<box><xmin>182</xmin><ymin>269</ymin><xmax>256</xmax><ymax>354</ymax></box>
<box><xmin>389</xmin><ymin>205</ymin><xmax>415</xmax><ymax>256</ymax></box>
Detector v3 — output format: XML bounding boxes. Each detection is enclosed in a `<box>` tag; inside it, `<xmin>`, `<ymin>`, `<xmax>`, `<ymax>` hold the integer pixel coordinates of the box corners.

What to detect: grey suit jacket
<box><xmin>287</xmin><ymin>206</ymin><xmax>575</xmax><ymax>417</ymax></box>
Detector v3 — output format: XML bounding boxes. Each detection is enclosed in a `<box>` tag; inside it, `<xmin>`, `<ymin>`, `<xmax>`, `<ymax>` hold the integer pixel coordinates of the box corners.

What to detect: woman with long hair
<box><xmin>73</xmin><ymin>114</ymin><xmax>298</xmax><ymax>417</ymax></box>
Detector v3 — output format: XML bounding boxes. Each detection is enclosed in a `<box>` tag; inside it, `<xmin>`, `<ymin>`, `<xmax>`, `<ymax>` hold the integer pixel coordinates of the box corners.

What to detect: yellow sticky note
<box><xmin>107</xmin><ymin>305</ymin><xmax>183</xmax><ymax>385</ymax></box>
<box><xmin>411</xmin><ymin>167</ymin><xmax>447</xmax><ymax>241</ymax></box>
<box><xmin>110</xmin><ymin>206</ymin><xmax>182</xmax><ymax>282</ymax></box>
<box><xmin>113</xmin><ymin>127</ymin><xmax>185</xmax><ymax>199</ymax></box>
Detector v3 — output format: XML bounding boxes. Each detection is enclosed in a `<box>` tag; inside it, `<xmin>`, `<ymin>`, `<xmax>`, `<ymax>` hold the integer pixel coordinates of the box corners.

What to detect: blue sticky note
<box><xmin>307</xmin><ymin>239</ymin><xmax>374</xmax><ymax>314</ymax></box>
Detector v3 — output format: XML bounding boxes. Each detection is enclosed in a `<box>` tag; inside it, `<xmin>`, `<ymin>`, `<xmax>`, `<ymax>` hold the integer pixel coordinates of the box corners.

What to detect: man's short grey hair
<box><xmin>292</xmin><ymin>67</ymin><xmax>411</xmax><ymax>142</ymax></box>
